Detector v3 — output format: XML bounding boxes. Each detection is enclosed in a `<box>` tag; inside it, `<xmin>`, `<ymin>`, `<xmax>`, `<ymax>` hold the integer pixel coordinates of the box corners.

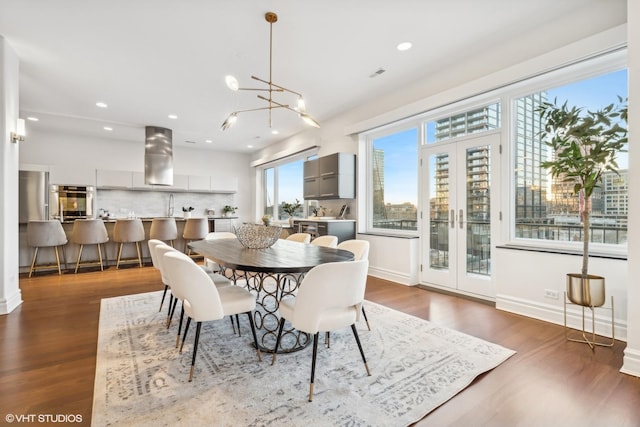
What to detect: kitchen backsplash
<box><xmin>97</xmin><ymin>189</ymin><xmax>235</xmax><ymax>218</ymax></box>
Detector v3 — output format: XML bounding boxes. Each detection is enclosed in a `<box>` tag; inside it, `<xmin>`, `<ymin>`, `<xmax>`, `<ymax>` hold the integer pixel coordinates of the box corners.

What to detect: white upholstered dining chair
<box><xmin>148</xmin><ymin>238</ymin><xmax>171</xmax><ymax>312</ymax></box>
<box><xmin>310</xmin><ymin>235</ymin><xmax>338</xmax><ymax>248</ymax></box>
<box><xmin>271</xmin><ymin>259</ymin><xmax>370</xmax><ymax>401</ymax></box>
<box><xmin>286</xmin><ymin>233</ymin><xmax>311</xmax><ymax>244</ymax></box>
<box><xmin>163</xmin><ymin>251</ymin><xmax>262</xmax><ymax>382</ymax></box>
<box><xmin>337</xmin><ymin>239</ymin><xmax>371</xmax><ymax>331</ymax></box>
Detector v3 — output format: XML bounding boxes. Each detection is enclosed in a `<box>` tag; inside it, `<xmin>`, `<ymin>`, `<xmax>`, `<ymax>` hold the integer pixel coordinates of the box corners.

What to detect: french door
<box><xmin>421</xmin><ymin>133</ymin><xmax>499</xmax><ymax>298</ymax></box>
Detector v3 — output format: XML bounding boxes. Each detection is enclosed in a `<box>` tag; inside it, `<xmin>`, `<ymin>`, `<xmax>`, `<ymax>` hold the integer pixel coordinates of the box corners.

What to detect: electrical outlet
<box><xmin>544</xmin><ymin>289</ymin><xmax>560</xmax><ymax>300</ymax></box>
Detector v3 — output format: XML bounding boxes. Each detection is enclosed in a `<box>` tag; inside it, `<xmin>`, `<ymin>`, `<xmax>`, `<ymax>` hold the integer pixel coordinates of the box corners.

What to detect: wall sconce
<box><xmin>11</xmin><ymin>118</ymin><xmax>25</xmax><ymax>143</ymax></box>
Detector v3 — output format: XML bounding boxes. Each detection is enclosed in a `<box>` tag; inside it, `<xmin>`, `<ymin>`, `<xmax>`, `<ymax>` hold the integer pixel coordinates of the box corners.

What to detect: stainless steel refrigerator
<box><xmin>19</xmin><ymin>170</ymin><xmax>50</xmax><ymax>224</ymax></box>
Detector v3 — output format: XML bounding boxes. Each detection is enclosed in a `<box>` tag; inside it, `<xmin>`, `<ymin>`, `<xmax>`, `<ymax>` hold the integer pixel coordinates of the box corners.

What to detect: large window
<box><xmin>369</xmin><ymin>127</ymin><xmax>419</xmax><ymax>232</ymax></box>
<box><xmin>263</xmin><ymin>154</ymin><xmax>315</xmax><ymax>221</ymax></box>
<box><xmin>513</xmin><ymin>69</ymin><xmax>628</xmax><ymax>246</ymax></box>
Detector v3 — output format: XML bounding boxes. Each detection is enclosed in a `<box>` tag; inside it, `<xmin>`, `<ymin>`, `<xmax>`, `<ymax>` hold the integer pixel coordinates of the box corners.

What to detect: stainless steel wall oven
<box><xmin>49</xmin><ymin>185</ymin><xmax>95</xmax><ymax>220</ymax></box>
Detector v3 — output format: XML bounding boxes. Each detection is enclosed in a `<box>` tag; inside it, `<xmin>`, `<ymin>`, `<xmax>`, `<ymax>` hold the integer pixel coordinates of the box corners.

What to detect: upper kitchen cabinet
<box><xmin>303</xmin><ymin>153</ymin><xmax>355</xmax><ymax>200</ymax></box>
<box><xmin>96</xmin><ymin>169</ymin><xmax>133</xmax><ymax>189</ymax></box>
<box><xmin>188</xmin><ymin>175</ymin><xmax>211</xmax><ymax>192</ymax></box>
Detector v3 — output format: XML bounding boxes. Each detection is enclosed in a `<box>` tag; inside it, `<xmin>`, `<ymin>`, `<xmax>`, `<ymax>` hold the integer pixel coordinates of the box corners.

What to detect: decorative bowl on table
<box><xmin>234</xmin><ymin>224</ymin><xmax>282</xmax><ymax>249</ymax></box>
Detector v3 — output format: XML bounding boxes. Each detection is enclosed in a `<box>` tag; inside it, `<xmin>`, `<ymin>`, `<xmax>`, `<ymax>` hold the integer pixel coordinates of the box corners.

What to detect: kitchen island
<box><xmin>17</xmin><ymin>216</ymin><xmax>238</xmax><ymax>273</ymax></box>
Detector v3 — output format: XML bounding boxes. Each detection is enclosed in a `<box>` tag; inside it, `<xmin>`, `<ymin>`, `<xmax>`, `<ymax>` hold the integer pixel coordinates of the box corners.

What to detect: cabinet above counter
<box><xmin>303</xmin><ymin>153</ymin><xmax>355</xmax><ymax>200</ymax></box>
<box><xmin>96</xmin><ymin>169</ymin><xmax>237</xmax><ymax>193</ymax></box>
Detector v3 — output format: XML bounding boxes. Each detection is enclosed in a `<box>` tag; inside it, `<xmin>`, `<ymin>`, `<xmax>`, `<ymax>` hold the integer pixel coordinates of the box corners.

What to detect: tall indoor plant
<box><xmin>537</xmin><ymin>96</ymin><xmax>627</xmax><ymax>307</ymax></box>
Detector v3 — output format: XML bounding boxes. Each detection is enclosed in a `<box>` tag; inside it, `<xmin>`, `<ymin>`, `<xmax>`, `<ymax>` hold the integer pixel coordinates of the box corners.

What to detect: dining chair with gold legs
<box><xmin>272</xmin><ymin>259</ymin><xmax>370</xmax><ymax>401</ymax></box>
<box><xmin>163</xmin><ymin>251</ymin><xmax>262</xmax><ymax>382</ymax></box>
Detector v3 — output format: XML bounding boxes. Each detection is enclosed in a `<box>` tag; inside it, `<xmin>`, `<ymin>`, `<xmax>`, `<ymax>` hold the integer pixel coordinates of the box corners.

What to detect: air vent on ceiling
<box><xmin>185</xmin><ymin>140</ymin><xmax>197</xmax><ymax>144</ymax></box>
<box><xmin>369</xmin><ymin>68</ymin><xmax>386</xmax><ymax>78</ymax></box>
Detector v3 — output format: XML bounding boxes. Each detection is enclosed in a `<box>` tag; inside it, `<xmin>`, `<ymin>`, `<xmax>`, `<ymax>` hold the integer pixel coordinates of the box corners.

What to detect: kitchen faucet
<box><xmin>168</xmin><ymin>194</ymin><xmax>174</xmax><ymax>217</ymax></box>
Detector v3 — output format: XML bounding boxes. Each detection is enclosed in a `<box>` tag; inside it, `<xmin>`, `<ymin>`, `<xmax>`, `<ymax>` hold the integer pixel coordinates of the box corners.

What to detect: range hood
<box><xmin>145</xmin><ymin>126</ymin><xmax>173</xmax><ymax>186</ymax></box>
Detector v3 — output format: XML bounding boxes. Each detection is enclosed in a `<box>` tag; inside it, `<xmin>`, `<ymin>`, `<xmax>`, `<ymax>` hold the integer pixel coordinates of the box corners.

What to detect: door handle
<box><xmin>459</xmin><ymin>209</ymin><xmax>464</xmax><ymax>229</ymax></box>
<box><xmin>450</xmin><ymin>209</ymin><xmax>455</xmax><ymax>229</ymax></box>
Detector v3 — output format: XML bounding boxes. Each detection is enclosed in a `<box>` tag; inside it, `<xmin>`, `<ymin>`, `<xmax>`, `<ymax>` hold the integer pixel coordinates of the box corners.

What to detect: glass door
<box><xmin>421</xmin><ymin>133</ymin><xmax>498</xmax><ymax>298</ymax></box>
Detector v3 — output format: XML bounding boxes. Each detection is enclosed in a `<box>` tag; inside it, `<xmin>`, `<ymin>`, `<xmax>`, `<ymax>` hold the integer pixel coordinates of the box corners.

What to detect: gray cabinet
<box><xmin>303</xmin><ymin>153</ymin><xmax>355</xmax><ymax>199</ymax></box>
<box><xmin>294</xmin><ymin>220</ymin><xmax>356</xmax><ymax>243</ymax></box>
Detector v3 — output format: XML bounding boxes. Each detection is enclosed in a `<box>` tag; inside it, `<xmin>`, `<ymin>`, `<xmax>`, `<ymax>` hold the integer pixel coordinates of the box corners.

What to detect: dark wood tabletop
<box><xmin>188</xmin><ymin>238</ymin><xmax>354</xmax><ymax>273</ymax></box>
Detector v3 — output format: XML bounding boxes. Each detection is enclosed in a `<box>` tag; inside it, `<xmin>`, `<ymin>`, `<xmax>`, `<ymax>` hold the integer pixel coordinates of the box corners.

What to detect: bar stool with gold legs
<box><xmin>27</xmin><ymin>220</ymin><xmax>68</xmax><ymax>277</ymax></box>
<box><xmin>114</xmin><ymin>218</ymin><xmax>146</xmax><ymax>268</ymax></box>
<box><xmin>182</xmin><ymin>217</ymin><xmax>209</xmax><ymax>258</ymax></box>
<box><xmin>71</xmin><ymin>219</ymin><xmax>109</xmax><ymax>273</ymax></box>
<box><xmin>150</xmin><ymin>217</ymin><xmax>178</xmax><ymax>247</ymax></box>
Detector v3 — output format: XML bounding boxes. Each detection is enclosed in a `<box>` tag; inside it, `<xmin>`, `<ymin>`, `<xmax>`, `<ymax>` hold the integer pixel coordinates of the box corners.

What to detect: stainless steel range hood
<box><xmin>145</xmin><ymin>126</ymin><xmax>173</xmax><ymax>186</ymax></box>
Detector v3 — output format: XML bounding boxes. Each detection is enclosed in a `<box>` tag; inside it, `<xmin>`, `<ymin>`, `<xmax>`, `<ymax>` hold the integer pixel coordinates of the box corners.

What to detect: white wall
<box><xmin>0</xmin><ymin>36</ymin><xmax>22</xmax><ymax>314</ymax></box>
<box><xmin>19</xmin><ymin>128</ymin><xmax>255</xmax><ymax>224</ymax></box>
<box><xmin>622</xmin><ymin>0</ymin><xmax>640</xmax><ymax>376</ymax></box>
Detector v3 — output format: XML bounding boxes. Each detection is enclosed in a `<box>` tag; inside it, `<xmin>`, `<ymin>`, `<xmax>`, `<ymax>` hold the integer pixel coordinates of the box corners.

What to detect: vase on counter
<box><xmin>184</xmin><ymin>211</ymin><xmax>191</xmax><ymax>219</ymax></box>
<box><xmin>288</xmin><ymin>216</ymin><xmax>294</xmax><ymax>227</ymax></box>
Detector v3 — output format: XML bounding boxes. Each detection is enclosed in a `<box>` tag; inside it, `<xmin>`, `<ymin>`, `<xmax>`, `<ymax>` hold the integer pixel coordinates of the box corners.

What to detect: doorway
<box><xmin>421</xmin><ymin>133</ymin><xmax>499</xmax><ymax>298</ymax></box>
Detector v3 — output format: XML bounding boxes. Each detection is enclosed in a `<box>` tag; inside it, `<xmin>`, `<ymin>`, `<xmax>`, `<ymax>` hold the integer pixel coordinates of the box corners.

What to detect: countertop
<box><xmin>293</xmin><ymin>218</ymin><xmax>356</xmax><ymax>223</ymax></box>
<box><xmin>56</xmin><ymin>216</ymin><xmax>238</xmax><ymax>224</ymax></box>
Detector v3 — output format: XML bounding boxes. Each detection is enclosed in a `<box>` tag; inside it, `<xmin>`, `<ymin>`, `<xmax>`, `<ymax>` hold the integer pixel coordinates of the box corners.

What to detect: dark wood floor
<box><xmin>1</xmin><ymin>266</ymin><xmax>639</xmax><ymax>426</ymax></box>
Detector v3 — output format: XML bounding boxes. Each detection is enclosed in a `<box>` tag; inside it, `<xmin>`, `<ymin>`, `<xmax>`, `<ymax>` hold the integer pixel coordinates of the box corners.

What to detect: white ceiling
<box><xmin>0</xmin><ymin>0</ymin><xmax>627</xmax><ymax>153</ymax></box>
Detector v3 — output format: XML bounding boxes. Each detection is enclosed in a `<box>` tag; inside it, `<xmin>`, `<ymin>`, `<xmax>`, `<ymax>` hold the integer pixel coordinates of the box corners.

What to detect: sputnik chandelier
<box><xmin>221</xmin><ymin>11</ymin><xmax>320</xmax><ymax>131</ymax></box>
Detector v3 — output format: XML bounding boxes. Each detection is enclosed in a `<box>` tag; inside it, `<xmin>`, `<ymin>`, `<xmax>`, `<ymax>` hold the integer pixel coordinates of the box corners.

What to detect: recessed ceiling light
<box><xmin>247</xmin><ymin>145</ymin><xmax>253</xmax><ymax>148</ymax></box>
<box><xmin>103</xmin><ymin>126</ymin><xmax>113</xmax><ymax>131</ymax></box>
<box><xmin>27</xmin><ymin>116</ymin><xmax>39</xmax><ymax>122</ymax></box>
<box><xmin>168</xmin><ymin>114</ymin><xmax>178</xmax><ymax>119</ymax></box>
<box><xmin>271</xmin><ymin>130</ymin><xmax>279</xmax><ymax>135</ymax></box>
<box><xmin>96</xmin><ymin>102</ymin><xmax>108</xmax><ymax>108</ymax></box>
<box><xmin>205</xmin><ymin>139</ymin><xmax>213</xmax><ymax>144</ymax></box>
<box><xmin>397</xmin><ymin>42</ymin><xmax>412</xmax><ymax>51</ymax></box>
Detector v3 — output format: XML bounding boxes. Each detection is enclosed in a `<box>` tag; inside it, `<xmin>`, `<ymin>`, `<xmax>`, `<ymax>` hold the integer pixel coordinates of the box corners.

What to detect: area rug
<box><xmin>92</xmin><ymin>291</ymin><xmax>515</xmax><ymax>426</ymax></box>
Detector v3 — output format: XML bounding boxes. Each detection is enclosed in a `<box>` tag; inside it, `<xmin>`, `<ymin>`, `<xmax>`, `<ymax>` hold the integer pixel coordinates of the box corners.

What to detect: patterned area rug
<box><xmin>92</xmin><ymin>291</ymin><xmax>515</xmax><ymax>426</ymax></box>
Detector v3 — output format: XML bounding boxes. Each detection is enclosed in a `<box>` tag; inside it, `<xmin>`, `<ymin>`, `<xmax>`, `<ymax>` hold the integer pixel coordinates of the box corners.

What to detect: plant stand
<box><xmin>563</xmin><ymin>274</ymin><xmax>614</xmax><ymax>350</ymax></box>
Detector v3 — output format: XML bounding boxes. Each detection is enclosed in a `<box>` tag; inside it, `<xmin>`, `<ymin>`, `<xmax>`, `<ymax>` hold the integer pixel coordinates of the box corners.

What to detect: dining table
<box><xmin>188</xmin><ymin>238</ymin><xmax>355</xmax><ymax>353</ymax></box>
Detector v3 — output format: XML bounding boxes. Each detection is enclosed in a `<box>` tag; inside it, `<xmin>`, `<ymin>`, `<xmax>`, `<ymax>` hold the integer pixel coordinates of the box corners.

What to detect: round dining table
<box><xmin>188</xmin><ymin>238</ymin><xmax>355</xmax><ymax>352</ymax></box>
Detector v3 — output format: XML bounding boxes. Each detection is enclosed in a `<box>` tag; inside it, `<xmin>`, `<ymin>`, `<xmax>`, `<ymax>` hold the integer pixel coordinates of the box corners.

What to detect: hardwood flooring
<box><xmin>1</xmin><ymin>266</ymin><xmax>639</xmax><ymax>426</ymax></box>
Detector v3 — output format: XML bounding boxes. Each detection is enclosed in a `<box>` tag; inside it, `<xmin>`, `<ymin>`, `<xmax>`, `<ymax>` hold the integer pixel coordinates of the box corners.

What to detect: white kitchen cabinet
<box><xmin>211</xmin><ymin>176</ymin><xmax>238</xmax><ymax>193</ymax></box>
<box><xmin>96</xmin><ymin>170</ymin><xmax>133</xmax><ymax>188</ymax></box>
<box><xmin>188</xmin><ymin>175</ymin><xmax>211</xmax><ymax>192</ymax></box>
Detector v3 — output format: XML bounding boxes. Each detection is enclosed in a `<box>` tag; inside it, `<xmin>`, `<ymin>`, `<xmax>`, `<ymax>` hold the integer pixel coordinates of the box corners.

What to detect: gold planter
<box><xmin>566</xmin><ymin>273</ymin><xmax>605</xmax><ymax>307</ymax></box>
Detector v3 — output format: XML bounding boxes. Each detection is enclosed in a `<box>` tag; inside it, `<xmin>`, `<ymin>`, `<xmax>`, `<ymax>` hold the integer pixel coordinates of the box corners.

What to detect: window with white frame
<box><xmin>512</xmin><ymin>69</ymin><xmax>628</xmax><ymax>246</ymax></box>
<box><xmin>262</xmin><ymin>152</ymin><xmax>317</xmax><ymax>221</ymax></box>
<box><xmin>367</xmin><ymin>126</ymin><xmax>419</xmax><ymax>232</ymax></box>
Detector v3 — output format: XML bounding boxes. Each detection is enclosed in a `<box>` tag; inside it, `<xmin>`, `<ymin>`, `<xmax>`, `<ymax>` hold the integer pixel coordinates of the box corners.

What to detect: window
<box><xmin>262</xmin><ymin>152</ymin><xmax>316</xmax><ymax>221</ymax></box>
<box><xmin>513</xmin><ymin>69</ymin><xmax>628</xmax><ymax>246</ymax></box>
<box><xmin>368</xmin><ymin>127</ymin><xmax>419</xmax><ymax>232</ymax></box>
<box><xmin>425</xmin><ymin>103</ymin><xmax>500</xmax><ymax>143</ymax></box>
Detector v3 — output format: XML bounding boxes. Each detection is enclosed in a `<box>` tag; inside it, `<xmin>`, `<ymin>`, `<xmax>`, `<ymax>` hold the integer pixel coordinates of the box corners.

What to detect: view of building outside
<box><xmin>371</xmin><ymin>128</ymin><xmax>419</xmax><ymax>231</ymax></box>
<box><xmin>514</xmin><ymin>69</ymin><xmax>628</xmax><ymax>245</ymax></box>
<box><xmin>263</xmin><ymin>159</ymin><xmax>305</xmax><ymax>220</ymax></box>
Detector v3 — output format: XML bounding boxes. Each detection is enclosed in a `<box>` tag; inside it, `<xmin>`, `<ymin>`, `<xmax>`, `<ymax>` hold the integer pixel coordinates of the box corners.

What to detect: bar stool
<box><xmin>183</xmin><ymin>217</ymin><xmax>209</xmax><ymax>257</ymax></box>
<box><xmin>27</xmin><ymin>220</ymin><xmax>68</xmax><ymax>277</ymax></box>
<box><xmin>150</xmin><ymin>217</ymin><xmax>178</xmax><ymax>247</ymax></box>
<box><xmin>71</xmin><ymin>219</ymin><xmax>109</xmax><ymax>273</ymax></box>
<box><xmin>114</xmin><ymin>218</ymin><xmax>146</xmax><ymax>268</ymax></box>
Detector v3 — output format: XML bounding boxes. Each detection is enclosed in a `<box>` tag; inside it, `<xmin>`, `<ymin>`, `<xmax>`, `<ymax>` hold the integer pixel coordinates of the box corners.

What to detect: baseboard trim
<box><xmin>367</xmin><ymin>266</ymin><xmax>414</xmax><ymax>286</ymax></box>
<box><xmin>621</xmin><ymin>348</ymin><xmax>640</xmax><ymax>377</ymax></box>
<box><xmin>0</xmin><ymin>289</ymin><xmax>23</xmax><ymax>315</ymax></box>
<box><xmin>497</xmin><ymin>293</ymin><xmax>627</xmax><ymax>342</ymax></box>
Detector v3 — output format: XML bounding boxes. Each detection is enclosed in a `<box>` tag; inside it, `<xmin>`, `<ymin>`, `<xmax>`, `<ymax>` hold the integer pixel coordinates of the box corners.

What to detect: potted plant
<box><xmin>537</xmin><ymin>96</ymin><xmax>627</xmax><ymax>308</ymax></box>
<box><xmin>223</xmin><ymin>205</ymin><xmax>237</xmax><ymax>217</ymax></box>
<box><xmin>282</xmin><ymin>199</ymin><xmax>302</xmax><ymax>226</ymax></box>
<box><xmin>182</xmin><ymin>206</ymin><xmax>194</xmax><ymax>219</ymax></box>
